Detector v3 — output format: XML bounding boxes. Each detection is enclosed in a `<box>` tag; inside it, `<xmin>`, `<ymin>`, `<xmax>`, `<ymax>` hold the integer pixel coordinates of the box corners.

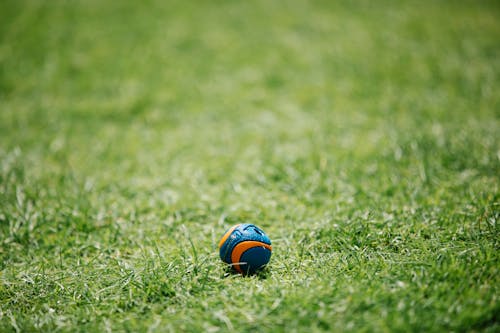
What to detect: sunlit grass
<box><xmin>1</xmin><ymin>0</ymin><xmax>499</xmax><ymax>332</ymax></box>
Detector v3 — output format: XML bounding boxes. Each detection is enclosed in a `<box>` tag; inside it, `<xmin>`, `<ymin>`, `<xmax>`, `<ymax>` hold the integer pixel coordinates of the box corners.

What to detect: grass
<box><xmin>0</xmin><ymin>0</ymin><xmax>499</xmax><ymax>331</ymax></box>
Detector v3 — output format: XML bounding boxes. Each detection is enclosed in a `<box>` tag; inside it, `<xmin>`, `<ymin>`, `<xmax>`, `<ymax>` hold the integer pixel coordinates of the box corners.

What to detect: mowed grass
<box><xmin>1</xmin><ymin>0</ymin><xmax>499</xmax><ymax>331</ymax></box>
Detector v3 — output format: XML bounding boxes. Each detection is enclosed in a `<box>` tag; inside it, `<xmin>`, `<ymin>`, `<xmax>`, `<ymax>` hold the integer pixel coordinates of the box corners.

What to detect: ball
<box><xmin>218</xmin><ymin>224</ymin><xmax>272</xmax><ymax>275</ymax></box>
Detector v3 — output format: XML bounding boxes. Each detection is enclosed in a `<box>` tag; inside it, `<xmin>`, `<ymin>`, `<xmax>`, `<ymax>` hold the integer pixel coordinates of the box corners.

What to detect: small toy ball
<box><xmin>218</xmin><ymin>224</ymin><xmax>272</xmax><ymax>275</ymax></box>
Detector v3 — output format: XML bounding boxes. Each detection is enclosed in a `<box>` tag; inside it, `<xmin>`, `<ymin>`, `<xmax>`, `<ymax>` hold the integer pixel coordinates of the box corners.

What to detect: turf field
<box><xmin>0</xmin><ymin>0</ymin><xmax>499</xmax><ymax>332</ymax></box>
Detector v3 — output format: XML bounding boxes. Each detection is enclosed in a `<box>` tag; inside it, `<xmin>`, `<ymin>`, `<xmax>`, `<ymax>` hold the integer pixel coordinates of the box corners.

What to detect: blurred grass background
<box><xmin>1</xmin><ymin>0</ymin><xmax>499</xmax><ymax>332</ymax></box>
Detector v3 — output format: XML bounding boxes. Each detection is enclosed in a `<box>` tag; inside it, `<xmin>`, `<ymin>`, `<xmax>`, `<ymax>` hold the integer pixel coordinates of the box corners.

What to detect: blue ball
<box><xmin>218</xmin><ymin>224</ymin><xmax>272</xmax><ymax>275</ymax></box>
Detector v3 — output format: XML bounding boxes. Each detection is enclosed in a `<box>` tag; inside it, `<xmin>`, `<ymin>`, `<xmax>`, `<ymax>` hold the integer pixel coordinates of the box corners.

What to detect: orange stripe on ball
<box><xmin>231</xmin><ymin>241</ymin><xmax>272</xmax><ymax>273</ymax></box>
<box><xmin>218</xmin><ymin>224</ymin><xmax>241</xmax><ymax>249</ymax></box>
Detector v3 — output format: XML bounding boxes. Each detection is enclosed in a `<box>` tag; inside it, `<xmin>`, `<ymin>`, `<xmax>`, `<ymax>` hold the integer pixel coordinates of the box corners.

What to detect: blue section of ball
<box><xmin>219</xmin><ymin>224</ymin><xmax>272</xmax><ymax>272</ymax></box>
<box><xmin>219</xmin><ymin>227</ymin><xmax>243</xmax><ymax>263</ymax></box>
<box><xmin>239</xmin><ymin>246</ymin><xmax>272</xmax><ymax>274</ymax></box>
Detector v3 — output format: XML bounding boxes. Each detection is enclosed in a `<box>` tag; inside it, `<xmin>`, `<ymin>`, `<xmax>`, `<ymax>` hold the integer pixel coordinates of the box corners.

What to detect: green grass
<box><xmin>1</xmin><ymin>0</ymin><xmax>499</xmax><ymax>331</ymax></box>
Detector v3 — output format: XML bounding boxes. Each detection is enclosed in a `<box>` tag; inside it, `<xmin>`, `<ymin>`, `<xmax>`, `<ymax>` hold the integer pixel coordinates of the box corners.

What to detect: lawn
<box><xmin>0</xmin><ymin>0</ymin><xmax>499</xmax><ymax>332</ymax></box>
